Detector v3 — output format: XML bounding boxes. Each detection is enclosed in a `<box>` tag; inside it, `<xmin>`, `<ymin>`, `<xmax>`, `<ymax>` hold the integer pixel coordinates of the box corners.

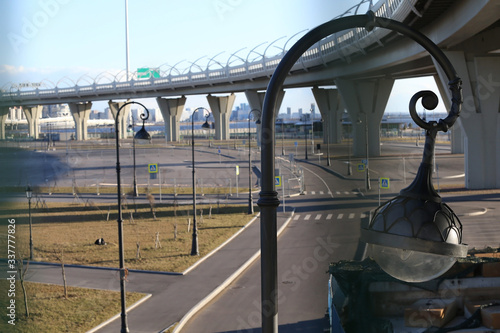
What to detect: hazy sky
<box><xmin>0</xmin><ymin>0</ymin><xmax>445</xmax><ymax>115</ymax></box>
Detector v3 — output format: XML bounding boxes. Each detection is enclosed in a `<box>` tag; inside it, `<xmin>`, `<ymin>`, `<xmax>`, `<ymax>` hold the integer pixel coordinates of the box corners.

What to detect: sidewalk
<box><xmin>25</xmin><ymin>211</ymin><xmax>294</xmax><ymax>333</ymax></box>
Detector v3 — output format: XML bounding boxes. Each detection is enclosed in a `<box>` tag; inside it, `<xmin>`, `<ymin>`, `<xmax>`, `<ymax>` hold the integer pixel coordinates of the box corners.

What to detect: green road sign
<box><xmin>137</xmin><ymin>67</ymin><xmax>160</xmax><ymax>79</ymax></box>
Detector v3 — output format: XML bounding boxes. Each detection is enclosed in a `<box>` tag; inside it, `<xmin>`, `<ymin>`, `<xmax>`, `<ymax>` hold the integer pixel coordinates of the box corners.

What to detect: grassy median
<box><xmin>1</xmin><ymin>200</ymin><xmax>257</xmax><ymax>272</ymax></box>
<box><xmin>0</xmin><ymin>280</ymin><xmax>145</xmax><ymax>333</ymax></box>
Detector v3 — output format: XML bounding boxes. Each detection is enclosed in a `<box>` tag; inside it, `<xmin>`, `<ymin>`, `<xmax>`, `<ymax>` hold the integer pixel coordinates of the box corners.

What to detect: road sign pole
<box><xmin>378</xmin><ymin>180</ymin><xmax>381</xmax><ymax>206</ymax></box>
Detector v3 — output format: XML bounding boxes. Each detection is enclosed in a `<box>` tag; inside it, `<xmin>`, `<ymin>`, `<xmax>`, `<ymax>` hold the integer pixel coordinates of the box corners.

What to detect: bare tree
<box><xmin>16</xmin><ymin>255</ymin><xmax>30</xmax><ymax>317</ymax></box>
<box><xmin>147</xmin><ymin>193</ymin><xmax>156</xmax><ymax>219</ymax></box>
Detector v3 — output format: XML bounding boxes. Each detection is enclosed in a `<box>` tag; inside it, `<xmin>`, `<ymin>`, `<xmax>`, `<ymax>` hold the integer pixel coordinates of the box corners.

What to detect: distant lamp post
<box><xmin>310</xmin><ymin>109</ymin><xmax>315</xmax><ymax>155</ymax></box>
<box><xmin>302</xmin><ymin>115</ymin><xmax>308</xmax><ymax>160</ymax></box>
<box><xmin>347</xmin><ymin>116</ymin><xmax>352</xmax><ymax>175</ymax></box>
<box><xmin>280</xmin><ymin>119</ymin><xmax>285</xmax><ymax>156</ymax></box>
<box><xmin>357</xmin><ymin>114</ymin><xmax>371</xmax><ymax>191</ymax></box>
<box><xmin>258</xmin><ymin>10</ymin><xmax>467</xmax><ymax>332</ymax></box>
<box><xmin>132</xmin><ymin>114</ymin><xmax>152</xmax><ymax>197</ymax></box>
<box><xmin>191</xmin><ymin>107</ymin><xmax>211</xmax><ymax>256</ymax></box>
<box><xmin>26</xmin><ymin>185</ymin><xmax>33</xmax><ymax>260</ymax></box>
<box><xmin>324</xmin><ymin>118</ymin><xmax>331</xmax><ymax>166</ymax></box>
<box><xmin>248</xmin><ymin>109</ymin><xmax>261</xmax><ymax>214</ymax></box>
<box><xmin>114</xmin><ymin>101</ymin><xmax>150</xmax><ymax>333</ymax></box>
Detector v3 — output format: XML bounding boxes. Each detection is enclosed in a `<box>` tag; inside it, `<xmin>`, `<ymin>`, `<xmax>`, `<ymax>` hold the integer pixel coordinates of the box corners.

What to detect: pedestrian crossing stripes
<box><xmin>292</xmin><ymin>212</ymin><xmax>369</xmax><ymax>222</ymax></box>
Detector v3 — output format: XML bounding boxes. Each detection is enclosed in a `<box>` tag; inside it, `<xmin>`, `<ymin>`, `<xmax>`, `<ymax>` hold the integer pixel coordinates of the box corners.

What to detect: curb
<box><xmin>86</xmin><ymin>293</ymin><xmax>153</xmax><ymax>333</ymax></box>
<box><xmin>182</xmin><ymin>212</ymin><xmax>261</xmax><ymax>275</ymax></box>
<box><xmin>172</xmin><ymin>209</ymin><xmax>296</xmax><ymax>333</ymax></box>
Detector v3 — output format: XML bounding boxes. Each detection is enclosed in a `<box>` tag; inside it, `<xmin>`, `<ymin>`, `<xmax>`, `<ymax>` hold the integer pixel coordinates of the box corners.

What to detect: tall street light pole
<box><xmin>248</xmin><ymin>109</ymin><xmax>261</xmax><ymax>214</ymax></box>
<box><xmin>191</xmin><ymin>107</ymin><xmax>211</xmax><ymax>256</ymax></box>
<box><xmin>114</xmin><ymin>101</ymin><xmax>150</xmax><ymax>333</ymax></box>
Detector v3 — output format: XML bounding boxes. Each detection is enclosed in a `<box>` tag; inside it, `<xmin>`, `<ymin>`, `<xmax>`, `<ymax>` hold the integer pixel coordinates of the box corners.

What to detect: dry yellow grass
<box><xmin>1</xmin><ymin>201</ymin><xmax>257</xmax><ymax>272</ymax></box>
<box><xmin>0</xmin><ymin>280</ymin><xmax>144</xmax><ymax>333</ymax></box>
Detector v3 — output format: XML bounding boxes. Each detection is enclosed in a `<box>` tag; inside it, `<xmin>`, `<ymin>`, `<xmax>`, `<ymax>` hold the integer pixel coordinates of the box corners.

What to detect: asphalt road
<box><xmin>181</xmin><ymin>160</ymin><xmax>376</xmax><ymax>332</ymax></box>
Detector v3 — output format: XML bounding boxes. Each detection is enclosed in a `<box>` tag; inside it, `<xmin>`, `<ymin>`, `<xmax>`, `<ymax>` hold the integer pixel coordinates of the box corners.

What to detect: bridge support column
<box><xmin>68</xmin><ymin>102</ymin><xmax>92</xmax><ymax>141</ymax></box>
<box><xmin>156</xmin><ymin>96</ymin><xmax>186</xmax><ymax>142</ymax></box>
<box><xmin>336</xmin><ymin>78</ymin><xmax>394</xmax><ymax>157</ymax></box>
<box><xmin>434</xmin><ymin>51</ymin><xmax>500</xmax><ymax>189</ymax></box>
<box><xmin>23</xmin><ymin>105</ymin><xmax>43</xmax><ymax>140</ymax></box>
<box><xmin>245</xmin><ymin>90</ymin><xmax>285</xmax><ymax>146</ymax></box>
<box><xmin>312</xmin><ymin>87</ymin><xmax>343</xmax><ymax>144</ymax></box>
<box><xmin>0</xmin><ymin>107</ymin><xmax>9</xmax><ymax>140</ymax></box>
<box><xmin>207</xmin><ymin>93</ymin><xmax>236</xmax><ymax>140</ymax></box>
<box><xmin>108</xmin><ymin>100</ymin><xmax>131</xmax><ymax>140</ymax></box>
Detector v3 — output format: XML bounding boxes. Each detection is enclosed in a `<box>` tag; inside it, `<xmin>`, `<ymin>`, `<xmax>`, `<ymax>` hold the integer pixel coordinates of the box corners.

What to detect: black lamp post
<box><xmin>259</xmin><ymin>11</ymin><xmax>466</xmax><ymax>332</ymax></box>
<box><xmin>132</xmin><ymin>117</ymin><xmax>138</xmax><ymax>197</ymax></box>
<box><xmin>280</xmin><ymin>120</ymin><xmax>285</xmax><ymax>156</ymax></box>
<box><xmin>324</xmin><ymin>118</ymin><xmax>331</xmax><ymax>166</ymax></box>
<box><xmin>248</xmin><ymin>109</ymin><xmax>261</xmax><ymax>214</ymax></box>
<box><xmin>25</xmin><ymin>185</ymin><xmax>33</xmax><ymax>260</ymax></box>
<box><xmin>357</xmin><ymin>113</ymin><xmax>371</xmax><ymax>191</ymax></box>
<box><xmin>114</xmin><ymin>101</ymin><xmax>150</xmax><ymax>333</ymax></box>
<box><xmin>302</xmin><ymin>115</ymin><xmax>308</xmax><ymax>160</ymax></box>
<box><xmin>191</xmin><ymin>107</ymin><xmax>211</xmax><ymax>256</ymax></box>
<box><xmin>347</xmin><ymin>116</ymin><xmax>352</xmax><ymax>175</ymax></box>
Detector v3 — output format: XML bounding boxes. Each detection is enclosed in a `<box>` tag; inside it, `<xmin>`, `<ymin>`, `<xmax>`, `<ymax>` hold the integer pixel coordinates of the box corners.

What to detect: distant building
<box><xmin>42</xmin><ymin>104</ymin><xmax>70</xmax><ymax>118</ymax></box>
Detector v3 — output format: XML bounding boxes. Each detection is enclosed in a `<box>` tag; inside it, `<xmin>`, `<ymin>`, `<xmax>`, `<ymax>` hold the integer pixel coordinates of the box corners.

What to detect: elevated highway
<box><xmin>1</xmin><ymin>0</ymin><xmax>499</xmax><ymax>188</ymax></box>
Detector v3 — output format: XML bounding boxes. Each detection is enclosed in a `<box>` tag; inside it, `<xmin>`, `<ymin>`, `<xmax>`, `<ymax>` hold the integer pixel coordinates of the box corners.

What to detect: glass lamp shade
<box><xmin>134</xmin><ymin>125</ymin><xmax>151</xmax><ymax>144</ymax></box>
<box><xmin>26</xmin><ymin>186</ymin><xmax>33</xmax><ymax>199</ymax></box>
<box><xmin>201</xmin><ymin>120</ymin><xmax>210</xmax><ymax>130</ymax></box>
<box><xmin>362</xmin><ymin>194</ymin><xmax>467</xmax><ymax>283</ymax></box>
<box><xmin>367</xmin><ymin>244</ymin><xmax>457</xmax><ymax>283</ymax></box>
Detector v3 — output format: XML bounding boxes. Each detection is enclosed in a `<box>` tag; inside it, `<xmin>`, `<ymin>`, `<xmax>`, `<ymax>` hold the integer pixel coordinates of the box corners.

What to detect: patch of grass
<box><xmin>1</xmin><ymin>202</ymin><xmax>258</xmax><ymax>272</ymax></box>
<box><xmin>0</xmin><ymin>280</ymin><xmax>144</xmax><ymax>333</ymax></box>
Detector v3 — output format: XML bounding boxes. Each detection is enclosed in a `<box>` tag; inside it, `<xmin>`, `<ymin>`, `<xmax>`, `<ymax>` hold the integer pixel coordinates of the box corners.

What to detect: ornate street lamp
<box><xmin>248</xmin><ymin>109</ymin><xmax>261</xmax><ymax>214</ymax></box>
<box><xmin>114</xmin><ymin>101</ymin><xmax>150</xmax><ymax>333</ymax></box>
<box><xmin>191</xmin><ymin>107</ymin><xmax>211</xmax><ymax>256</ymax></box>
<box><xmin>25</xmin><ymin>185</ymin><xmax>33</xmax><ymax>260</ymax></box>
<box><xmin>132</xmin><ymin>113</ymin><xmax>152</xmax><ymax>198</ymax></box>
<box><xmin>259</xmin><ymin>11</ymin><xmax>466</xmax><ymax>332</ymax></box>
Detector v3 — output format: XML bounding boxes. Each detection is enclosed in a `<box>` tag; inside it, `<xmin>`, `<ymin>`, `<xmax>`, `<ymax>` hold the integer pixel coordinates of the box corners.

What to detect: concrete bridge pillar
<box><xmin>311</xmin><ymin>87</ymin><xmax>343</xmax><ymax>144</ymax></box>
<box><xmin>68</xmin><ymin>102</ymin><xmax>92</xmax><ymax>141</ymax></box>
<box><xmin>245</xmin><ymin>89</ymin><xmax>285</xmax><ymax>146</ymax></box>
<box><xmin>0</xmin><ymin>107</ymin><xmax>9</xmax><ymax>140</ymax></box>
<box><xmin>434</xmin><ymin>51</ymin><xmax>500</xmax><ymax>189</ymax></box>
<box><xmin>108</xmin><ymin>100</ymin><xmax>131</xmax><ymax>140</ymax></box>
<box><xmin>336</xmin><ymin>78</ymin><xmax>394</xmax><ymax>157</ymax></box>
<box><xmin>207</xmin><ymin>93</ymin><xmax>236</xmax><ymax>140</ymax></box>
<box><xmin>23</xmin><ymin>105</ymin><xmax>43</xmax><ymax>140</ymax></box>
<box><xmin>244</xmin><ymin>89</ymin><xmax>285</xmax><ymax>118</ymax></box>
<box><xmin>156</xmin><ymin>96</ymin><xmax>186</xmax><ymax>142</ymax></box>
